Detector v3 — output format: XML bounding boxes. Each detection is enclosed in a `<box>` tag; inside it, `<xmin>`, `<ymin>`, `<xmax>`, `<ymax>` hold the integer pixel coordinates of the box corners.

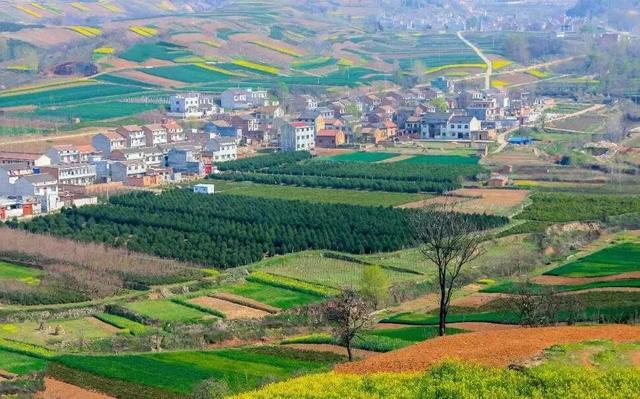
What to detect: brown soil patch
<box><xmin>117</xmin><ymin>70</ymin><xmax>185</xmax><ymax>88</ymax></box>
<box><xmin>336</xmin><ymin>325</ymin><xmax>640</xmax><ymax>374</ymax></box>
<box><xmin>211</xmin><ymin>292</ymin><xmax>279</xmax><ymax>313</ymax></box>
<box><xmin>36</xmin><ymin>378</ymin><xmax>115</xmax><ymax>399</ymax></box>
<box><xmin>84</xmin><ymin>317</ymin><xmax>120</xmax><ymax>334</ymax></box>
<box><xmin>284</xmin><ymin>344</ymin><xmax>377</xmax><ymax>359</ymax></box>
<box><xmin>632</xmin><ymin>351</ymin><xmax>640</xmax><ymax>367</ymax></box>
<box><xmin>398</xmin><ymin>189</ymin><xmax>528</xmax><ymax>215</ymax></box>
<box><xmin>191</xmin><ymin>296</ymin><xmax>269</xmax><ymax>319</ymax></box>
<box><xmin>533</xmin><ymin>272</ymin><xmax>640</xmax><ymax>285</ymax></box>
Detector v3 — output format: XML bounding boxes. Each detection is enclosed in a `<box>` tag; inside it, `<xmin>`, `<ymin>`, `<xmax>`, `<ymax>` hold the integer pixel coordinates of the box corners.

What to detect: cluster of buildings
<box><xmin>0</xmin><ymin>78</ymin><xmax>545</xmax><ymax>221</ymax></box>
<box><xmin>0</xmin><ymin>116</ymin><xmax>240</xmax><ymax>221</ymax></box>
<box><xmin>163</xmin><ymin>81</ymin><xmax>542</xmax><ymax>155</ymax></box>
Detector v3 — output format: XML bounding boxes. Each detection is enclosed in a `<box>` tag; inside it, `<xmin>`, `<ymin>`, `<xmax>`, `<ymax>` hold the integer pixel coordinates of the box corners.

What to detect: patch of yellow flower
<box><xmin>526</xmin><ymin>68</ymin><xmax>552</xmax><ymax>79</ymax></box>
<box><xmin>93</xmin><ymin>46</ymin><xmax>115</xmax><ymax>55</ymax></box>
<box><xmin>71</xmin><ymin>2</ymin><xmax>90</xmax><ymax>12</ymax></box>
<box><xmin>30</xmin><ymin>2</ymin><xmax>45</xmax><ymax>10</ymax></box>
<box><xmin>232</xmin><ymin>60</ymin><xmax>279</xmax><ymax>75</ymax></box>
<box><xmin>99</xmin><ymin>1</ymin><xmax>123</xmax><ymax>13</ymax></box>
<box><xmin>15</xmin><ymin>5</ymin><xmax>42</xmax><ymax>19</ymax></box>
<box><xmin>68</xmin><ymin>26</ymin><xmax>102</xmax><ymax>37</ymax></box>
<box><xmin>249</xmin><ymin>40</ymin><xmax>303</xmax><ymax>58</ymax></box>
<box><xmin>337</xmin><ymin>58</ymin><xmax>355</xmax><ymax>67</ymax></box>
<box><xmin>0</xmin><ymin>324</ymin><xmax>18</xmax><ymax>334</ymax></box>
<box><xmin>5</xmin><ymin>65</ymin><xmax>35</xmax><ymax>72</ymax></box>
<box><xmin>491</xmin><ymin>59</ymin><xmax>513</xmax><ymax>70</ymax></box>
<box><xmin>196</xmin><ymin>63</ymin><xmax>246</xmax><ymax>77</ymax></box>
<box><xmin>129</xmin><ymin>26</ymin><xmax>158</xmax><ymax>38</ymax></box>
<box><xmin>491</xmin><ymin>79</ymin><xmax>509</xmax><ymax>88</ymax></box>
<box><xmin>425</xmin><ymin>63</ymin><xmax>487</xmax><ymax>74</ymax></box>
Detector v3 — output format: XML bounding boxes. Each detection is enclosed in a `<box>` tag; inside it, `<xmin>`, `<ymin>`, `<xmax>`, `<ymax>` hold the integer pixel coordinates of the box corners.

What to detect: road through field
<box><xmin>457</xmin><ymin>31</ymin><xmax>491</xmax><ymax>90</ymax></box>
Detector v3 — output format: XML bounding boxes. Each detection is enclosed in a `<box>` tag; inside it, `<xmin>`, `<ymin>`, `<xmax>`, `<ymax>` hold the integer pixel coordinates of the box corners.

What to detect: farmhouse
<box><xmin>297</xmin><ymin>110</ymin><xmax>325</xmax><ymax>133</ymax></box>
<box><xmin>203</xmin><ymin>120</ymin><xmax>242</xmax><ymax>140</ymax></box>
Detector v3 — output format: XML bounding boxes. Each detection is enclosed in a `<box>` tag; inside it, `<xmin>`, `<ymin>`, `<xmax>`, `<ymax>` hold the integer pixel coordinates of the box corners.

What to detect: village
<box><xmin>0</xmin><ymin>76</ymin><xmax>547</xmax><ymax>221</ymax></box>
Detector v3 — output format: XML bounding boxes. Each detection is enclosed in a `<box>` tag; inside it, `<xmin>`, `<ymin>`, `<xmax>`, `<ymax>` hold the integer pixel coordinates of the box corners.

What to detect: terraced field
<box><xmin>546</xmin><ymin>243</ymin><xmax>640</xmax><ymax>277</ymax></box>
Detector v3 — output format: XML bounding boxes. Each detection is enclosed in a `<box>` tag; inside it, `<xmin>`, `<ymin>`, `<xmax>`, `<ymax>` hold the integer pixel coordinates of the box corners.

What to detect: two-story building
<box><xmin>162</xmin><ymin>119</ymin><xmax>187</xmax><ymax>142</ymax></box>
<box><xmin>116</xmin><ymin>125</ymin><xmax>146</xmax><ymax>148</ymax></box>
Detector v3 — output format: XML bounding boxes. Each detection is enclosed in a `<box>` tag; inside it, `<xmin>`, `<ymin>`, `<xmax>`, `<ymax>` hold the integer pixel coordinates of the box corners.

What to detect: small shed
<box><xmin>193</xmin><ymin>184</ymin><xmax>215</xmax><ymax>195</ymax></box>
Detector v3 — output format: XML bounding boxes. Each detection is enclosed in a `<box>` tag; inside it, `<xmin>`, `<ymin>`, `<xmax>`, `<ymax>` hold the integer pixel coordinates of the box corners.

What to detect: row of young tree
<box><xmin>262</xmin><ymin>161</ymin><xmax>484</xmax><ymax>183</ymax></box>
<box><xmin>216</xmin><ymin>151</ymin><xmax>313</xmax><ymax>172</ymax></box>
<box><xmin>17</xmin><ymin>191</ymin><xmax>508</xmax><ymax>268</ymax></box>
<box><xmin>213</xmin><ymin>172</ymin><xmax>459</xmax><ymax>193</ymax></box>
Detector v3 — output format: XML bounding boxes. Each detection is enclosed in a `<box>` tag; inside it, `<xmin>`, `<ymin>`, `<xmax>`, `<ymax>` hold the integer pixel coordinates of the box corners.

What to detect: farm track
<box><xmin>457</xmin><ymin>31</ymin><xmax>491</xmax><ymax>90</ymax></box>
<box><xmin>335</xmin><ymin>325</ymin><xmax>640</xmax><ymax>374</ymax></box>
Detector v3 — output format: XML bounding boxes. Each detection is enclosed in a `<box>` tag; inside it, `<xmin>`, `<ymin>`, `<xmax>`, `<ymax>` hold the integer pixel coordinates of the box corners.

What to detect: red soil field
<box><xmin>336</xmin><ymin>325</ymin><xmax>640</xmax><ymax>374</ymax></box>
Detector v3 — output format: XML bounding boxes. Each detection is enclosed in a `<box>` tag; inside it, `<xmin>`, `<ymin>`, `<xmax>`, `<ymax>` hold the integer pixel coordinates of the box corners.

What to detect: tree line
<box><xmin>16</xmin><ymin>191</ymin><xmax>508</xmax><ymax>269</ymax></box>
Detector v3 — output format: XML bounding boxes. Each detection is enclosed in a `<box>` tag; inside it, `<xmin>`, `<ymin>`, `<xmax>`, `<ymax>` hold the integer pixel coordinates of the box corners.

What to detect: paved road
<box><xmin>457</xmin><ymin>30</ymin><xmax>491</xmax><ymax>90</ymax></box>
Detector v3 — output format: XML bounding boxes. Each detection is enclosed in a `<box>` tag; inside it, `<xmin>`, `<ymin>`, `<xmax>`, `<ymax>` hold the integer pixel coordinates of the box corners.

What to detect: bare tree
<box><xmin>321</xmin><ymin>289</ymin><xmax>373</xmax><ymax>361</ymax></box>
<box><xmin>411</xmin><ymin>205</ymin><xmax>485</xmax><ymax>336</ymax></box>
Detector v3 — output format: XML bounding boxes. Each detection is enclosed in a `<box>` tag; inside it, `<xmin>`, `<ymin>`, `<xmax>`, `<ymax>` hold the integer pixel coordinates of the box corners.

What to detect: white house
<box><xmin>444</xmin><ymin>115</ymin><xmax>481</xmax><ymax>139</ymax></box>
<box><xmin>280</xmin><ymin>122</ymin><xmax>315</xmax><ymax>152</ymax></box>
<box><xmin>168</xmin><ymin>93</ymin><xmax>219</xmax><ymax>119</ymax></box>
